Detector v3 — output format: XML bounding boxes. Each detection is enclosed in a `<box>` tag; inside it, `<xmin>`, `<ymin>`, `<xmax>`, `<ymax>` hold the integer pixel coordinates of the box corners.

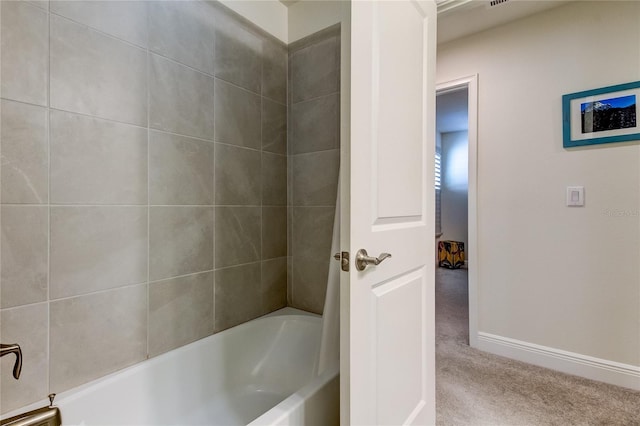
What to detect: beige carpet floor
<box><xmin>435</xmin><ymin>267</ymin><xmax>640</xmax><ymax>426</ymax></box>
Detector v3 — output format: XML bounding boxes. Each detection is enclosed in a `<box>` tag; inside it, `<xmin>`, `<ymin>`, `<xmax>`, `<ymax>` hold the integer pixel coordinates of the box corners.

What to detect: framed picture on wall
<box><xmin>562</xmin><ymin>80</ymin><xmax>640</xmax><ymax>148</ymax></box>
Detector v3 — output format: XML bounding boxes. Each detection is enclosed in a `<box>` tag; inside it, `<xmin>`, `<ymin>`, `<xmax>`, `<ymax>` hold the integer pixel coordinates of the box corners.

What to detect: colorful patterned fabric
<box><xmin>438</xmin><ymin>240</ymin><xmax>465</xmax><ymax>269</ymax></box>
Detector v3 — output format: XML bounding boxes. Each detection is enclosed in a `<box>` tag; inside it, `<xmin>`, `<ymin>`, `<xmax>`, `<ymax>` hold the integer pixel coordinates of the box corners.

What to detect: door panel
<box><xmin>344</xmin><ymin>0</ymin><xmax>437</xmax><ymax>424</ymax></box>
<box><xmin>374</xmin><ymin>268</ymin><xmax>427</xmax><ymax>425</ymax></box>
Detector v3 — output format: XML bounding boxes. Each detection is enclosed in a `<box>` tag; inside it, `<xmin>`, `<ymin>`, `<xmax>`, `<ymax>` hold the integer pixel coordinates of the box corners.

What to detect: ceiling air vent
<box><xmin>489</xmin><ymin>0</ymin><xmax>510</xmax><ymax>7</ymax></box>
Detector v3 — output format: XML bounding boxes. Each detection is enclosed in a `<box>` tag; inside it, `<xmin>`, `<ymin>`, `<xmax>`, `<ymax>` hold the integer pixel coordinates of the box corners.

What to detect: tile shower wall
<box><xmin>288</xmin><ymin>27</ymin><xmax>340</xmax><ymax>315</ymax></box>
<box><xmin>0</xmin><ymin>0</ymin><xmax>287</xmax><ymax>413</ymax></box>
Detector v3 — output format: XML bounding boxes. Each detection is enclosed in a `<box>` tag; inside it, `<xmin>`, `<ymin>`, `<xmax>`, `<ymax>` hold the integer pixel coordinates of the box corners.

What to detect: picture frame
<box><xmin>562</xmin><ymin>81</ymin><xmax>640</xmax><ymax>148</ymax></box>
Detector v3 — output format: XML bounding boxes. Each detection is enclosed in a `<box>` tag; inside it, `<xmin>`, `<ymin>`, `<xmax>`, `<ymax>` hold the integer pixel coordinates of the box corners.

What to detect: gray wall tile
<box><xmin>50</xmin><ymin>111</ymin><xmax>148</xmax><ymax>205</ymax></box>
<box><xmin>215</xmin><ymin>207</ymin><xmax>261</xmax><ymax>269</ymax></box>
<box><xmin>214</xmin><ymin>9</ymin><xmax>262</xmax><ymax>93</ymax></box>
<box><xmin>292</xmin><ymin>258</ymin><xmax>328</xmax><ymax>315</ymax></box>
<box><xmin>292</xmin><ymin>150</ymin><xmax>340</xmax><ymax>206</ymax></box>
<box><xmin>214</xmin><ymin>263</ymin><xmax>261</xmax><ymax>331</ymax></box>
<box><xmin>149</xmin><ymin>54</ymin><xmax>215</xmax><ymax>140</ymax></box>
<box><xmin>290</xmin><ymin>94</ymin><xmax>339</xmax><ymax>154</ymax></box>
<box><xmin>214</xmin><ymin>80</ymin><xmax>261</xmax><ymax>149</ymax></box>
<box><xmin>149</xmin><ymin>207</ymin><xmax>214</xmax><ymax>281</ymax></box>
<box><xmin>262</xmin><ymin>98</ymin><xmax>287</xmax><ymax>155</ymax></box>
<box><xmin>262</xmin><ymin>258</ymin><xmax>287</xmax><ymax>313</ymax></box>
<box><xmin>50</xmin><ymin>207</ymin><xmax>148</xmax><ymax>299</ymax></box>
<box><xmin>290</xmin><ymin>36</ymin><xmax>339</xmax><ymax>103</ymax></box>
<box><xmin>0</xmin><ymin>2</ymin><xmax>292</xmax><ymax>411</ymax></box>
<box><xmin>26</xmin><ymin>1</ymin><xmax>49</xmax><ymax>11</ymax></box>
<box><xmin>292</xmin><ymin>207</ymin><xmax>335</xmax><ymax>260</ymax></box>
<box><xmin>51</xmin><ymin>1</ymin><xmax>148</xmax><ymax>48</ymax></box>
<box><xmin>262</xmin><ymin>153</ymin><xmax>287</xmax><ymax>206</ymax></box>
<box><xmin>1</xmin><ymin>303</ymin><xmax>48</xmax><ymax>414</ymax></box>
<box><xmin>262</xmin><ymin>207</ymin><xmax>287</xmax><ymax>260</ymax></box>
<box><xmin>262</xmin><ymin>39</ymin><xmax>287</xmax><ymax>104</ymax></box>
<box><xmin>149</xmin><ymin>271</ymin><xmax>214</xmax><ymax>357</ymax></box>
<box><xmin>0</xmin><ymin>100</ymin><xmax>49</xmax><ymax>204</ymax></box>
<box><xmin>0</xmin><ymin>1</ymin><xmax>48</xmax><ymax>106</ymax></box>
<box><xmin>149</xmin><ymin>131</ymin><xmax>214</xmax><ymax>205</ymax></box>
<box><xmin>287</xmin><ymin>256</ymin><xmax>293</xmax><ymax>305</ymax></box>
<box><xmin>50</xmin><ymin>285</ymin><xmax>147</xmax><ymax>392</ymax></box>
<box><xmin>149</xmin><ymin>1</ymin><xmax>215</xmax><ymax>74</ymax></box>
<box><xmin>50</xmin><ymin>15</ymin><xmax>147</xmax><ymax>126</ymax></box>
<box><xmin>214</xmin><ymin>144</ymin><xmax>261</xmax><ymax>206</ymax></box>
<box><xmin>288</xmin><ymin>31</ymin><xmax>340</xmax><ymax>315</ymax></box>
<box><xmin>1</xmin><ymin>206</ymin><xmax>48</xmax><ymax>308</ymax></box>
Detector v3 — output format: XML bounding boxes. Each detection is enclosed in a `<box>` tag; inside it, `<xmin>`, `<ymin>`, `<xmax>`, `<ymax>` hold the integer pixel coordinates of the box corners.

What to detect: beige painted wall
<box><xmin>437</xmin><ymin>1</ymin><xmax>640</xmax><ymax>366</ymax></box>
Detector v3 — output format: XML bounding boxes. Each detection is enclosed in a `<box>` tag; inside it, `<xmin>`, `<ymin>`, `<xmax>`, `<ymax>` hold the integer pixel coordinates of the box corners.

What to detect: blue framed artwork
<box><xmin>562</xmin><ymin>81</ymin><xmax>640</xmax><ymax>148</ymax></box>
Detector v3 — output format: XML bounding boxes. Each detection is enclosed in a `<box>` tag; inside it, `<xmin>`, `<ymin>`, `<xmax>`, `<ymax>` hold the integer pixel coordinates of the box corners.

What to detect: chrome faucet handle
<box><xmin>0</xmin><ymin>343</ymin><xmax>22</xmax><ymax>380</ymax></box>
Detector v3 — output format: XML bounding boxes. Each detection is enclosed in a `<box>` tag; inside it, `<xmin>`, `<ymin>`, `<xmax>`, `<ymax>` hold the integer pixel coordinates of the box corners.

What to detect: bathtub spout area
<box><xmin>0</xmin><ymin>406</ymin><xmax>61</xmax><ymax>426</ymax></box>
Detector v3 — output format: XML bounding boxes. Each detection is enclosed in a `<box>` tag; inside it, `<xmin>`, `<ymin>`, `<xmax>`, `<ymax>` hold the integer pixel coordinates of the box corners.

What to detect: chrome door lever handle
<box><xmin>355</xmin><ymin>249</ymin><xmax>392</xmax><ymax>271</ymax></box>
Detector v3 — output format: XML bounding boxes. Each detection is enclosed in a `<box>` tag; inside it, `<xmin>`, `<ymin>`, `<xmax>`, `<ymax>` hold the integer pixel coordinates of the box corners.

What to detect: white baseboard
<box><xmin>476</xmin><ymin>332</ymin><xmax>640</xmax><ymax>391</ymax></box>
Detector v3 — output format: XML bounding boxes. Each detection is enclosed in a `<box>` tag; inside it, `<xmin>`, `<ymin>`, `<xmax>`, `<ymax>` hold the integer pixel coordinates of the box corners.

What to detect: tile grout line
<box><xmin>259</xmin><ymin>48</ymin><xmax>264</xmax><ymax>315</ymax></box>
<box><xmin>212</xmin><ymin>26</ymin><xmax>217</xmax><ymax>335</ymax></box>
<box><xmin>146</xmin><ymin>21</ymin><xmax>151</xmax><ymax>360</ymax></box>
<box><xmin>46</xmin><ymin>3</ymin><xmax>52</xmax><ymax>398</ymax></box>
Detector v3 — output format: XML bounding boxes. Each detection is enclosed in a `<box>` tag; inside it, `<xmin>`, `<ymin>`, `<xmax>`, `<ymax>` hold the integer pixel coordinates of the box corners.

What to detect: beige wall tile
<box><xmin>50</xmin><ymin>15</ymin><xmax>147</xmax><ymax>126</ymax></box>
<box><xmin>0</xmin><ymin>303</ymin><xmax>49</xmax><ymax>414</ymax></box>
<box><xmin>149</xmin><ymin>131</ymin><xmax>214</xmax><ymax>206</ymax></box>
<box><xmin>0</xmin><ymin>1</ymin><xmax>48</xmax><ymax>106</ymax></box>
<box><xmin>149</xmin><ymin>207</ymin><xmax>214</xmax><ymax>281</ymax></box>
<box><xmin>50</xmin><ymin>207</ymin><xmax>148</xmax><ymax>299</ymax></box>
<box><xmin>214</xmin><ymin>263</ymin><xmax>261</xmax><ymax>332</ymax></box>
<box><xmin>0</xmin><ymin>100</ymin><xmax>49</xmax><ymax>204</ymax></box>
<box><xmin>1</xmin><ymin>206</ymin><xmax>48</xmax><ymax>308</ymax></box>
<box><xmin>149</xmin><ymin>54</ymin><xmax>215</xmax><ymax>140</ymax></box>
<box><xmin>148</xmin><ymin>1</ymin><xmax>215</xmax><ymax>74</ymax></box>
<box><xmin>50</xmin><ymin>1</ymin><xmax>148</xmax><ymax>48</ymax></box>
<box><xmin>148</xmin><ymin>271</ymin><xmax>214</xmax><ymax>357</ymax></box>
<box><xmin>50</xmin><ymin>285</ymin><xmax>147</xmax><ymax>392</ymax></box>
<box><xmin>50</xmin><ymin>111</ymin><xmax>148</xmax><ymax>205</ymax></box>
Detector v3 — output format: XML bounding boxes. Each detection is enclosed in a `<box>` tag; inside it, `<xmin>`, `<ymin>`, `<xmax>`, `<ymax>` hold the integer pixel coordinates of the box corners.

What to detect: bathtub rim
<box><xmin>247</xmin><ymin>362</ymin><xmax>339</xmax><ymax>426</ymax></box>
<box><xmin>1</xmin><ymin>308</ymin><xmax>320</xmax><ymax>422</ymax></box>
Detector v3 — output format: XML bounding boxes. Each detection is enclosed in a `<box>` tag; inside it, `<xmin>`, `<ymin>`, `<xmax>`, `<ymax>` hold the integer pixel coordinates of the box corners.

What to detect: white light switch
<box><xmin>566</xmin><ymin>186</ymin><xmax>584</xmax><ymax>207</ymax></box>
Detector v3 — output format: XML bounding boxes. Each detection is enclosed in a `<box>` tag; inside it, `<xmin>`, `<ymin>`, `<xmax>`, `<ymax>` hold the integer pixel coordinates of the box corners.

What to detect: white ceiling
<box><xmin>437</xmin><ymin>0</ymin><xmax>572</xmax><ymax>44</ymax></box>
<box><xmin>278</xmin><ymin>1</ymin><xmax>572</xmax><ymax>49</ymax></box>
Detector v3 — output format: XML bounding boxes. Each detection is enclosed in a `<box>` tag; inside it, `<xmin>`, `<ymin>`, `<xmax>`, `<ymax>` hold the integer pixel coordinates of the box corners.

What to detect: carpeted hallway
<box><xmin>435</xmin><ymin>267</ymin><xmax>640</xmax><ymax>425</ymax></box>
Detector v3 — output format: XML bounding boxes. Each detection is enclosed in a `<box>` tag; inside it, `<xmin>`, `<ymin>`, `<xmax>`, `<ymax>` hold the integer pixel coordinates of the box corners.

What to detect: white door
<box><xmin>341</xmin><ymin>0</ymin><xmax>437</xmax><ymax>424</ymax></box>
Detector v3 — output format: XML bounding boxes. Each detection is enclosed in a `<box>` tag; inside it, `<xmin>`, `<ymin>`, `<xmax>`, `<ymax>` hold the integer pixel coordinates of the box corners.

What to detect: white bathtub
<box><xmin>53</xmin><ymin>308</ymin><xmax>339</xmax><ymax>426</ymax></box>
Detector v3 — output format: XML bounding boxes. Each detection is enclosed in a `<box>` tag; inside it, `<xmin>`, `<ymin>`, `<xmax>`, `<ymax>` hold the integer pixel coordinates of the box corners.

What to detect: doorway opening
<box><xmin>435</xmin><ymin>75</ymin><xmax>478</xmax><ymax>347</ymax></box>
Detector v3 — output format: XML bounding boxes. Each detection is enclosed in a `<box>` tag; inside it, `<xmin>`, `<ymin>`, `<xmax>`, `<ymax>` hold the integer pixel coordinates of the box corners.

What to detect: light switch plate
<box><xmin>566</xmin><ymin>186</ymin><xmax>584</xmax><ymax>207</ymax></box>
